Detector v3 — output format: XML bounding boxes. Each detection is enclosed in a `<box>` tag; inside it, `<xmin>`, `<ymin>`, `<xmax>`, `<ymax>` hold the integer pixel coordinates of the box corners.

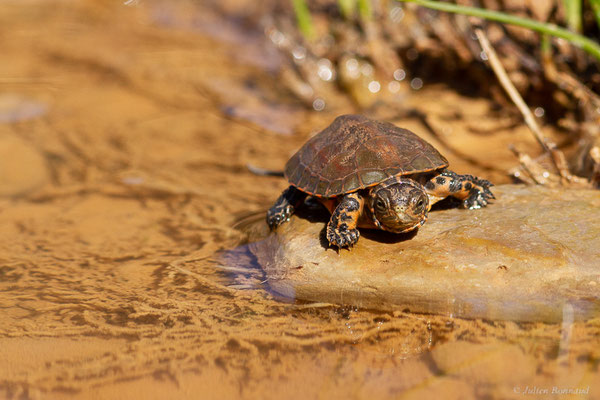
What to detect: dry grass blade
<box><xmin>474</xmin><ymin>28</ymin><xmax>588</xmax><ymax>187</ymax></box>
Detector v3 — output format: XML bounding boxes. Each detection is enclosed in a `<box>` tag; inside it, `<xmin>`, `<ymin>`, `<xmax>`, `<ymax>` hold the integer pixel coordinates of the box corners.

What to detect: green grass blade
<box><xmin>540</xmin><ymin>34</ymin><xmax>552</xmax><ymax>57</ymax></box>
<box><xmin>358</xmin><ymin>0</ymin><xmax>373</xmax><ymax>20</ymax></box>
<box><xmin>292</xmin><ymin>0</ymin><xmax>315</xmax><ymax>39</ymax></box>
<box><xmin>338</xmin><ymin>0</ymin><xmax>357</xmax><ymax>19</ymax></box>
<box><xmin>396</xmin><ymin>0</ymin><xmax>600</xmax><ymax>62</ymax></box>
<box><xmin>590</xmin><ymin>0</ymin><xmax>600</xmax><ymax>30</ymax></box>
<box><xmin>563</xmin><ymin>0</ymin><xmax>582</xmax><ymax>32</ymax></box>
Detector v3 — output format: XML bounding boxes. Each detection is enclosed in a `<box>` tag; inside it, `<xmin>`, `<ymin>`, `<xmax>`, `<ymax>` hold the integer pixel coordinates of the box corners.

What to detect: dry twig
<box><xmin>508</xmin><ymin>146</ymin><xmax>561</xmax><ymax>186</ymax></box>
<box><xmin>542</xmin><ymin>53</ymin><xmax>600</xmax><ymax>112</ymax></box>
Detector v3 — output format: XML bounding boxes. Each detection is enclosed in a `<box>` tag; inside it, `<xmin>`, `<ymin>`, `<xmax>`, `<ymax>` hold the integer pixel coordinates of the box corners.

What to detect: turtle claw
<box><xmin>325</xmin><ymin>192</ymin><xmax>363</xmax><ymax>249</ymax></box>
<box><xmin>462</xmin><ymin>178</ymin><xmax>494</xmax><ymax>209</ymax></box>
<box><xmin>266</xmin><ymin>186</ymin><xmax>307</xmax><ymax>230</ymax></box>
<box><xmin>266</xmin><ymin>204</ymin><xmax>293</xmax><ymax>230</ymax></box>
<box><xmin>326</xmin><ymin>226</ymin><xmax>360</xmax><ymax>249</ymax></box>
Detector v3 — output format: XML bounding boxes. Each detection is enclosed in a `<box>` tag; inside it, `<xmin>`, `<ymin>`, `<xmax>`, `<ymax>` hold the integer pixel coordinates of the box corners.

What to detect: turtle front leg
<box><xmin>326</xmin><ymin>192</ymin><xmax>364</xmax><ymax>248</ymax></box>
<box><xmin>267</xmin><ymin>186</ymin><xmax>307</xmax><ymax>230</ymax></box>
<box><xmin>424</xmin><ymin>170</ymin><xmax>494</xmax><ymax>209</ymax></box>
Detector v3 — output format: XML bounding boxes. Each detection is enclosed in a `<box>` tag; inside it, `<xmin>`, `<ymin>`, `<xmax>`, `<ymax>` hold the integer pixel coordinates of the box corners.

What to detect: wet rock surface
<box><xmin>250</xmin><ymin>185</ymin><xmax>600</xmax><ymax>322</ymax></box>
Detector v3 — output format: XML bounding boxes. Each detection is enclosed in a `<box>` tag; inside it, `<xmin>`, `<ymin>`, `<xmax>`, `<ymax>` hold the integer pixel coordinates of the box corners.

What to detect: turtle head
<box><xmin>369</xmin><ymin>177</ymin><xmax>429</xmax><ymax>233</ymax></box>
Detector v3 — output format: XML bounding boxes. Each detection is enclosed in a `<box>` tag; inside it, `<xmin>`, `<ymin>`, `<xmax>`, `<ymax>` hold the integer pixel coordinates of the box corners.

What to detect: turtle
<box><xmin>266</xmin><ymin>114</ymin><xmax>494</xmax><ymax>248</ymax></box>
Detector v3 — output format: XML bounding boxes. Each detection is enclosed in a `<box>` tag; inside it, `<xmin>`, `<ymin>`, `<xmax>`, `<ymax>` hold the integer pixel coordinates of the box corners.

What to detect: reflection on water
<box><xmin>0</xmin><ymin>94</ymin><xmax>47</xmax><ymax>123</ymax></box>
<box><xmin>206</xmin><ymin>78</ymin><xmax>303</xmax><ymax>136</ymax></box>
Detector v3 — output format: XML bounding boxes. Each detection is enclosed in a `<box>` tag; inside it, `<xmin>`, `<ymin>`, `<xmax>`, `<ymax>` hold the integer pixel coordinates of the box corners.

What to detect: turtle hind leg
<box><xmin>267</xmin><ymin>186</ymin><xmax>307</xmax><ymax>230</ymax></box>
<box><xmin>424</xmin><ymin>170</ymin><xmax>494</xmax><ymax>210</ymax></box>
<box><xmin>326</xmin><ymin>192</ymin><xmax>364</xmax><ymax>248</ymax></box>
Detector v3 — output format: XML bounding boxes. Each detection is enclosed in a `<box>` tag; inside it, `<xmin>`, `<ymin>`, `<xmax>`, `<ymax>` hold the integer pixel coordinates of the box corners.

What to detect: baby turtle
<box><xmin>267</xmin><ymin>114</ymin><xmax>494</xmax><ymax>248</ymax></box>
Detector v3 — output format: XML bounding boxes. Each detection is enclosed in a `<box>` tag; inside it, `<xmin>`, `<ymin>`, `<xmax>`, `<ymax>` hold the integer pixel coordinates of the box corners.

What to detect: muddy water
<box><xmin>0</xmin><ymin>1</ymin><xmax>598</xmax><ymax>399</ymax></box>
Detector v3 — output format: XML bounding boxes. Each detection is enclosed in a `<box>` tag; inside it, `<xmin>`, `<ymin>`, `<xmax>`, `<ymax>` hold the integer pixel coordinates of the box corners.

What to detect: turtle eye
<box><xmin>375</xmin><ymin>198</ymin><xmax>387</xmax><ymax>212</ymax></box>
<box><xmin>415</xmin><ymin>197</ymin><xmax>426</xmax><ymax>212</ymax></box>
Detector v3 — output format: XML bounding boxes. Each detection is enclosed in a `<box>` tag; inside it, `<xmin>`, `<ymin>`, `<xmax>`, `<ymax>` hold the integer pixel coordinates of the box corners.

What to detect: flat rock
<box><xmin>248</xmin><ymin>185</ymin><xmax>600</xmax><ymax>322</ymax></box>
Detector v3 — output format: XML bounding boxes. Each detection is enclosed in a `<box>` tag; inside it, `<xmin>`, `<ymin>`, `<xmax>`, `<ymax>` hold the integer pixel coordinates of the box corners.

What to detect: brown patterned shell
<box><xmin>284</xmin><ymin>114</ymin><xmax>449</xmax><ymax>197</ymax></box>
